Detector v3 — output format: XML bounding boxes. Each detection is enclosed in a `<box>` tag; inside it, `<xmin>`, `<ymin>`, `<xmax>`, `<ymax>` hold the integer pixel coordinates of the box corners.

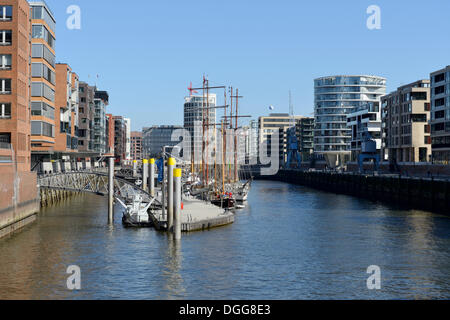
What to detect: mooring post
<box><xmin>167</xmin><ymin>157</ymin><xmax>176</xmax><ymax>232</ymax></box>
<box><xmin>162</xmin><ymin>161</ymin><xmax>166</xmax><ymax>221</ymax></box>
<box><xmin>174</xmin><ymin>168</ymin><xmax>182</xmax><ymax>240</ymax></box>
<box><xmin>142</xmin><ymin>159</ymin><xmax>149</xmax><ymax>191</ymax></box>
<box><xmin>150</xmin><ymin>158</ymin><xmax>155</xmax><ymax>197</ymax></box>
<box><xmin>133</xmin><ymin>160</ymin><xmax>137</xmax><ymax>177</ymax></box>
<box><xmin>108</xmin><ymin>156</ymin><xmax>115</xmax><ymax>224</ymax></box>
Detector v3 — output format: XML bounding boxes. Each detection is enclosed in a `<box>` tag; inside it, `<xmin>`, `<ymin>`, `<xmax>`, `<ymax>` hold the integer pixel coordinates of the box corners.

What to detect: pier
<box><xmin>150</xmin><ymin>194</ymin><xmax>235</xmax><ymax>232</ymax></box>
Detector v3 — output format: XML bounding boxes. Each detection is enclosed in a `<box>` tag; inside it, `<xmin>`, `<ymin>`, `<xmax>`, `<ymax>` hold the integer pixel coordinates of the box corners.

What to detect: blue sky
<box><xmin>50</xmin><ymin>0</ymin><xmax>450</xmax><ymax>131</ymax></box>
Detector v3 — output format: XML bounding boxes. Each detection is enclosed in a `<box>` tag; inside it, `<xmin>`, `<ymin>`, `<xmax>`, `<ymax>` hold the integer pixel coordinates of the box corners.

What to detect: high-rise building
<box><xmin>142</xmin><ymin>125</ymin><xmax>183</xmax><ymax>158</ymax></box>
<box><xmin>113</xmin><ymin>116</ymin><xmax>125</xmax><ymax>163</ymax></box>
<box><xmin>55</xmin><ymin>63</ymin><xmax>79</xmax><ymax>153</ymax></box>
<box><xmin>347</xmin><ymin>101</ymin><xmax>381</xmax><ymax>161</ymax></box>
<box><xmin>105</xmin><ymin>113</ymin><xmax>114</xmax><ymax>154</ymax></box>
<box><xmin>93</xmin><ymin>90</ymin><xmax>108</xmax><ymax>153</ymax></box>
<box><xmin>381</xmin><ymin>80</ymin><xmax>431</xmax><ymax>163</ymax></box>
<box><xmin>124</xmin><ymin>118</ymin><xmax>131</xmax><ymax>164</ymax></box>
<box><xmin>29</xmin><ymin>0</ymin><xmax>56</xmax><ymax>162</ymax></box>
<box><xmin>130</xmin><ymin>131</ymin><xmax>142</xmax><ymax>161</ymax></box>
<box><xmin>183</xmin><ymin>94</ymin><xmax>216</xmax><ymax>163</ymax></box>
<box><xmin>314</xmin><ymin>75</ymin><xmax>386</xmax><ymax>167</ymax></box>
<box><xmin>430</xmin><ymin>66</ymin><xmax>450</xmax><ymax>162</ymax></box>
<box><xmin>297</xmin><ymin>117</ymin><xmax>315</xmax><ymax>161</ymax></box>
<box><xmin>0</xmin><ymin>0</ymin><xmax>31</xmax><ymax>172</ymax></box>
<box><xmin>78</xmin><ymin>82</ymin><xmax>95</xmax><ymax>152</ymax></box>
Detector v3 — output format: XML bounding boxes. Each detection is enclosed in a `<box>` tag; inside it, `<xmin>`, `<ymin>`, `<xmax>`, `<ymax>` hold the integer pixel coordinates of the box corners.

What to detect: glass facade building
<box><xmin>314</xmin><ymin>75</ymin><xmax>386</xmax><ymax>164</ymax></box>
<box><xmin>142</xmin><ymin>125</ymin><xmax>183</xmax><ymax>158</ymax></box>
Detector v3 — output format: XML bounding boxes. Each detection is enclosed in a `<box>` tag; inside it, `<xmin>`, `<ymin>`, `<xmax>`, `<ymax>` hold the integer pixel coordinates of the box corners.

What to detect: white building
<box><xmin>314</xmin><ymin>75</ymin><xmax>386</xmax><ymax>167</ymax></box>
<box><xmin>183</xmin><ymin>94</ymin><xmax>216</xmax><ymax>163</ymax></box>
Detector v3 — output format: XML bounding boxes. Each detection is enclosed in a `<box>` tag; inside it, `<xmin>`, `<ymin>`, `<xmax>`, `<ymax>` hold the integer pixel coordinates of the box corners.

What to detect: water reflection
<box><xmin>160</xmin><ymin>236</ymin><xmax>185</xmax><ymax>299</ymax></box>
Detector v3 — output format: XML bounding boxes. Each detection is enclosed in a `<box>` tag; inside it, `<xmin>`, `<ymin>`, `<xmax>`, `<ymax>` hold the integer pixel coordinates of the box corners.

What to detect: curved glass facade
<box><xmin>314</xmin><ymin>75</ymin><xmax>386</xmax><ymax>153</ymax></box>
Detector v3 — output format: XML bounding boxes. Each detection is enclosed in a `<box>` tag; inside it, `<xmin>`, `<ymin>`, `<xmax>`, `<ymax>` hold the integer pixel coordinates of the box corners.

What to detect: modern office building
<box><xmin>314</xmin><ymin>75</ymin><xmax>386</xmax><ymax>167</ymax></box>
<box><xmin>113</xmin><ymin>116</ymin><xmax>126</xmax><ymax>163</ymax></box>
<box><xmin>92</xmin><ymin>90</ymin><xmax>108</xmax><ymax>153</ymax></box>
<box><xmin>29</xmin><ymin>0</ymin><xmax>56</xmax><ymax>160</ymax></box>
<box><xmin>258</xmin><ymin>113</ymin><xmax>304</xmax><ymax>145</ymax></box>
<box><xmin>124</xmin><ymin>118</ymin><xmax>131</xmax><ymax>164</ymax></box>
<box><xmin>183</xmin><ymin>94</ymin><xmax>216</xmax><ymax>163</ymax></box>
<box><xmin>130</xmin><ymin>131</ymin><xmax>142</xmax><ymax>161</ymax></box>
<box><xmin>0</xmin><ymin>0</ymin><xmax>32</xmax><ymax>172</ymax></box>
<box><xmin>142</xmin><ymin>125</ymin><xmax>184</xmax><ymax>158</ymax></box>
<box><xmin>258</xmin><ymin>113</ymin><xmax>305</xmax><ymax>165</ymax></box>
<box><xmin>78</xmin><ymin>82</ymin><xmax>95</xmax><ymax>152</ymax></box>
<box><xmin>430</xmin><ymin>66</ymin><xmax>450</xmax><ymax>162</ymax></box>
<box><xmin>55</xmin><ymin>63</ymin><xmax>79</xmax><ymax>153</ymax></box>
<box><xmin>347</xmin><ymin>101</ymin><xmax>381</xmax><ymax>161</ymax></box>
<box><xmin>105</xmin><ymin>113</ymin><xmax>114</xmax><ymax>154</ymax></box>
<box><xmin>381</xmin><ymin>80</ymin><xmax>431</xmax><ymax>163</ymax></box>
<box><xmin>297</xmin><ymin>117</ymin><xmax>315</xmax><ymax>161</ymax></box>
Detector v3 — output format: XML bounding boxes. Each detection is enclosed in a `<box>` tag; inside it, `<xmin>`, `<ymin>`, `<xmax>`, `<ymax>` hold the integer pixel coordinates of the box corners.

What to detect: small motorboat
<box><xmin>117</xmin><ymin>195</ymin><xmax>153</xmax><ymax>228</ymax></box>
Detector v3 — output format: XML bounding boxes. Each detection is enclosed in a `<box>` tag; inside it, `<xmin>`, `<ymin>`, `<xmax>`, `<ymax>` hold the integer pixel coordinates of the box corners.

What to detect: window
<box><xmin>31</xmin><ymin>6</ymin><xmax>55</xmax><ymax>33</ymax></box>
<box><xmin>31</xmin><ymin>63</ymin><xmax>55</xmax><ymax>84</ymax></box>
<box><xmin>434</xmin><ymin>86</ymin><xmax>445</xmax><ymax>95</ymax></box>
<box><xmin>0</xmin><ymin>6</ymin><xmax>12</xmax><ymax>21</ymax></box>
<box><xmin>31</xmin><ymin>82</ymin><xmax>54</xmax><ymax>101</ymax></box>
<box><xmin>31</xmin><ymin>121</ymin><xmax>54</xmax><ymax>137</ymax></box>
<box><xmin>0</xmin><ymin>79</ymin><xmax>11</xmax><ymax>94</ymax></box>
<box><xmin>411</xmin><ymin>114</ymin><xmax>427</xmax><ymax>122</ymax></box>
<box><xmin>0</xmin><ymin>132</ymin><xmax>11</xmax><ymax>143</ymax></box>
<box><xmin>434</xmin><ymin>73</ymin><xmax>445</xmax><ymax>83</ymax></box>
<box><xmin>32</xmin><ymin>25</ymin><xmax>55</xmax><ymax>50</ymax></box>
<box><xmin>435</xmin><ymin>98</ymin><xmax>445</xmax><ymax>108</ymax></box>
<box><xmin>435</xmin><ymin>110</ymin><xmax>445</xmax><ymax>119</ymax></box>
<box><xmin>0</xmin><ymin>103</ymin><xmax>11</xmax><ymax>119</ymax></box>
<box><xmin>0</xmin><ymin>54</ymin><xmax>11</xmax><ymax>69</ymax></box>
<box><xmin>0</xmin><ymin>30</ymin><xmax>12</xmax><ymax>45</ymax></box>
<box><xmin>31</xmin><ymin>101</ymin><xmax>54</xmax><ymax>119</ymax></box>
<box><xmin>32</xmin><ymin>44</ymin><xmax>56</xmax><ymax>67</ymax></box>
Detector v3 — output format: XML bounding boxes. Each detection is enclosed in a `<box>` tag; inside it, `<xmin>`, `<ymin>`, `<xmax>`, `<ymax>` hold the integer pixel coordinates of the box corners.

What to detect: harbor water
<box><xmin>0</xmin><ymin>180</ymin><xmax>449</xmax><ymax>299</ymax></box>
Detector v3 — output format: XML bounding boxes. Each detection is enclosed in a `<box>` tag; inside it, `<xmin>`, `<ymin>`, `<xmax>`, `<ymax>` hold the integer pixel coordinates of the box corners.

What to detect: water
<box><xmin>1</xmin><ymin>180</ymin><xmax>450</xmax><ymax>299</ymax></box>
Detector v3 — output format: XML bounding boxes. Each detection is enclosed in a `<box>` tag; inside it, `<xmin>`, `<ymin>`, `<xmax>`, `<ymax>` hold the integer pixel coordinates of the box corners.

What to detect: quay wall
<box><xmin>257</xmin><ymin>170</ymin><xmax>450</xmax><ymax>214</ymax></box>
<box><xmin>0</xmin><ymin>168</ymin><xmax>40</xmax><ymax>239</ymax></box>
<box><xmin>347</xmin><ymin>162</ymin><xmax>450</xmax><ymax>177</ymax></box>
